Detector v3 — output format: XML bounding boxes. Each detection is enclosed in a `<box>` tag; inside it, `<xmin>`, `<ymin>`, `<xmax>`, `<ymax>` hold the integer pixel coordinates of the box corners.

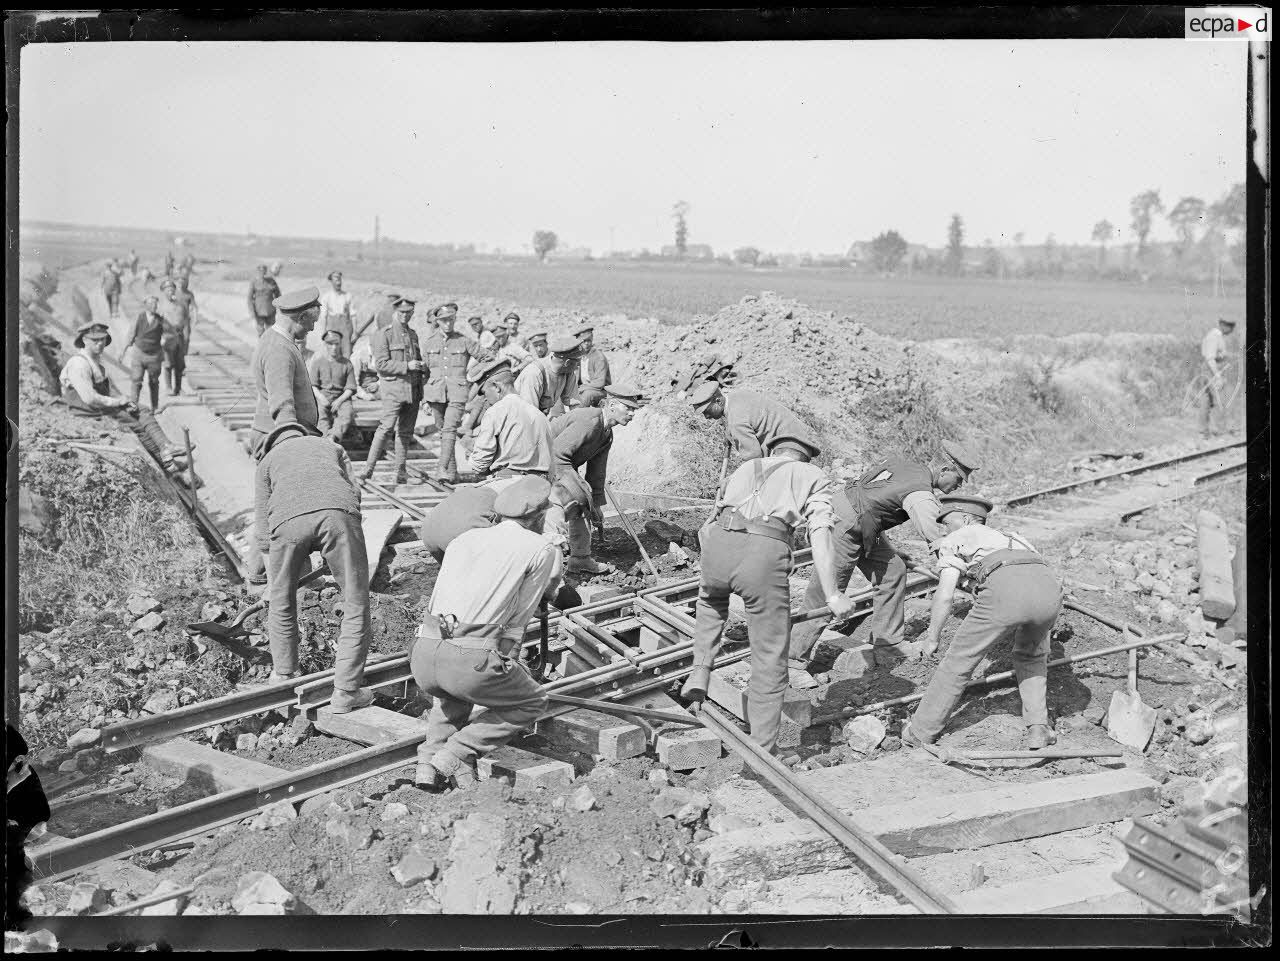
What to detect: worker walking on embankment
<box><xmin>122</xmin><ymin>295</ymin><xmax>166</xmax><ymax>410</ymax></box>
<box><xmin>902</xmin><ymin>495</ymin><xmax>1062</xmax><ymax>751</ymax></box>
<box><xmin>358</xmin><ymin>296</ymin><xmax>425</xmax><ymax>486</ymax></box>
<box><xmin>101</xmin><ymin>259</ymin><xmax>123</xmax><ymax>320</ymax></box>
<box><xmin>158</xmin><ymin>277</ymin><xmax>192</xmax><ymax>396</ymax></box>
<box><xmin>681</xmin><ymin>441</ymin><xmax>854</xmax><ymax>754</ymax></box>
<box><xmin>550</xmin><ymin>384</ymin><xmax>649</xmax><ymax>576</ymax></box>
<box><xmin>411</xmin><ymin>477</ymin><xmax>563</xmax><ymax>791</ymax></box>
<box><xmin>253</xmin><ymin>422</ymin><xmax>374</xmax><ymax>712</ymax></box>
<box><xmin>1198</xmin><ymin>317</ymin><xmax>1237</xmax><ymax>438</ymax></box>
<box><xmin>688</xmin><ymin>381</ymin><xmax>821</xmax><ymax>473</ymax></box>
<box><xmin>789</xmin><ymin>441</ymin><xmax>980</xmax><ymax>670</ymax></box>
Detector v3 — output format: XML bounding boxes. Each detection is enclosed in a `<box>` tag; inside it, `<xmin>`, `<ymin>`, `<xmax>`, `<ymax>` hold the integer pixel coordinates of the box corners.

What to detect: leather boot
<box><xmin>566</xmin><ymin>556</ymin><xmax>613</xmax><ymax>576</ymax></box>
<box><xmin>681</xmin><ymin>666</ymin><xmax>711</xmax><ymax>704</ymax></box>
<box><xmin>437</xmin><ymin>430</ymin><xmax>458</xmax><ymax>483</ymax></box>
<box><xmin>361</xmin><ymin>431</ymin><xmax>389</xmax><ymax>480</ymax></box>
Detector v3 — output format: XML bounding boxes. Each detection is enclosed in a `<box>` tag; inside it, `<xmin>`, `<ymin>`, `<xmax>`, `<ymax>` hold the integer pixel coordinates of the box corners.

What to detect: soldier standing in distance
<box><xmin>248</xmin><ymin>264</ymin><xmax>282</xmax><ymax>337</ymax></box>
<box><xmin>358</xmin><ymin>296</ymin><xmax>425</xmax><ymax>486</ymax></box>
<box><xmin>1198</xmin><ymin>317</ymin><xmax>1237</xmax><ymax>438</ymax></box>
<box><xmin>419</xmin><ymin>302</ymin><xmax>479</xmax><ymax>483</ymax></box>
<box><xmin>319</xmin><ymin>270</ymin><xmax>356</xmax><ymax>355</ymax></box>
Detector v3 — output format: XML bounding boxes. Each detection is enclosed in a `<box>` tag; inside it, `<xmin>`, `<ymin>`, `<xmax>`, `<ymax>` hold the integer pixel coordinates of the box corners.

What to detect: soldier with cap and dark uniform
<box><xmin>688</xmin><ymin>382</ymin><xmax>820</xmax><ymax>472</ymax></box>
<box><xmin>310</xmin><ymin>330</ymin><xmax>358</xmax><ymax>443</ymax></box>
<box><xmin>903</xmin><ymin>494</ymin><xmax>1062</xmax><ymax>751</ymax></box>
<box><xmin>516</xmin><ymin>334</ymin><xmax>581</xmax><ymax>420</ymax></box>
<box><xmin>319</xmin><ymin>270</ymin><xmax>356</xmax><ymax>355</ymax></box>
<box><xmin>550</xmin><ymin>384</ymin><xmax>648</xmax><ymax>575</ymax></box>
<box><xmin>574</xmin><ymin>322</ymin><xmax>612</xmax><ymax>408</ymax></box>
<box><xmin>247</xmin><ymin>264</ymin><xmax>283</xmax><ymax>337</ymax></box>
<box><xmin>123</xmin><ymin>294</ymin><xmax>166</xmax><ymax>409</ymax></box>
<box><xmin>419</xmin><ymin>302</ymin><xmax>480</xmax><ymax>483</ymax></box>
<box><xmin>358</xmin><ymin>296</ymin><xmax>425</xmax><ymax>485</ymax></box>
<box><xmin>789</xmin><ymin>440</ymin><xmax>981</xmax><ymax>669</ymax></box>
<box><xmin>681</xmin><ymin>439</ymin><xmax>854</xmax><ymax>755</ymax></box>
<box><xmin>59</xmin><ymin>320</ymin><xmax>191</xmax><ymax>481</ymax></box>
<box><xmin>412</xmin><ymin>477</ymin><xmax>563</xmax><ymax>791</ymax></box>
<box><xmin>253</xmin><ymin>421</ymin><xmax>375</xmax><ymax>712</ymax></box>
<box><xmin>249</xmin><ymin>286</ymin><xmax>321</xmax><ymax>456</ymax></box>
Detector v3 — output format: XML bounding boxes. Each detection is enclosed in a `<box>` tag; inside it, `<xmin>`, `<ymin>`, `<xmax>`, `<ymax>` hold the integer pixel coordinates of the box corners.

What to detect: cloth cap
<box><xmin>527</xmin><ymin>331</ymin><xmax>548</xmax><ymax>343</ymax></box>
<box><xmin>259</xmin><ymin>421</ymin><xmax>321</xmax><ymax>459</ymax></box>
<box><xmin>688</xmin><ymin>380</ymin><xmax>722</xmax><ymax>408</ymax></box>
<box><xmin>503</xmin><ymin>312</ymin><xmax>521</xmax><ymax>324</ymax></box>
<box><xmin>477</xmin><ymin>359</ymin><xmax>515</xmax><ymax>390</ymax></box>
<box><xmin>940</xmin><ymin>440</ymin><xmax>981</xmax><ymax>474</ymax></box>
<box><xmin>493</xmin><ymin>477</ymin><xmax>552</xmax><ymax>518</ymax></box>
<box><xmin>572</xmin><ymin>322</ymin><xmax>595</xmax><ymax>337</ymax></box>
<box><xmin>74</xmin><ymin>321</ymin><xmax>113</xmax><ymax>348</ymax></box>
<box><xmin>321</xmin><ymin>330</ymin><xmax>344</xmax><ymax>344</ymax></box>
<box><xmin>603</xmin><ymin>384</ymin><xmax>648</xmax><ymax>409</ymax></box>
<box><xmin>549</xmin><ymin>334</ymin><xmax>581</xmax><ymax>356</ymax></box>
<box><xmin>274</xmin><ymin>286</ymin><xmax>321</xmax><ymax>314</ymax></box>
<box><xmin>327</xmin><ymin>270</ymin><xmax>343</xmax><ymax>282</ymax></box>
<box><xmin>936</xmin><ymin>494</ymin><xmax>994</xmax><ymax>522</ymax></box>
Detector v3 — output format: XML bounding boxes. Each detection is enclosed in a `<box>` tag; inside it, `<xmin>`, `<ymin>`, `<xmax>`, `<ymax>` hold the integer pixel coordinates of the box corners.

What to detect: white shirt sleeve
<box><xmin>903</xmin><ymin>489</ymin><xmax>946</xmax><ymax>543</ymax></box>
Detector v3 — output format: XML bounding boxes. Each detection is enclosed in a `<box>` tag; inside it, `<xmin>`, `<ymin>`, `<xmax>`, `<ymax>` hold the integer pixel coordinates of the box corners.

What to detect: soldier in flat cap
<box><xmin>1198</xmin><ymin>317</ymin><xmax>1238</xmax><ymax>438</ymax></box>
<box><xmin>254</xmin><ymin>421</ymin><xmax>375</xmax><ymax>711</ymax></box>
<box><xmin>682</xmin><ymin>440</ymin><xmax>854</xmax><ymax>754</ymax></box>
<box><xmin>467</xmin><ymin>359</ymin><xmax>554</xmax><ymax>480</ymax></box>
<box><xmin>573</xmin><ymin>323</ymin><xmax>612</xmax><ymax>408</ymax></box>
<box><xmin>417</xmin><ymin>302</ymin><xmax>481</xmax><ymax>483</ymax></box>
<box><xmin>411</xmin><ymin>477</ymin><xmax>563</xmax><ymax>791</ymax></box>
<box><xmin>247</xmin><ymin>264</ymin><xmax>282</xmax><ymax>337</ymax></box>
<box><xmin>789</xmin><ymin>439</ymin><xmax>981</xmax><ymax>671</ymax></box>
<box><xmin>526</xmin><ymin>331</ymin><xmax>549</xmax><ymax>360</ymax></box>
<box><xmin>319</xmin><ymin>270</ymin><xmax>356</xmax><ymax>355</ymax></box>
<box><xmin>250</xmin><ymin>286</ymin><xmax>322</xmax><ymax>455</ymax></box>
<box><xmin>504</xmin><ymin>312</ymin><xmax>523</xmax><ymax>346</ymax></box>
<box><xmin>515</xmin><ymin>334</ymin><xmax>581</xmax><ymax>420</ymax></box>
<box><xmin>903</xmin><ymin>495</ymin><xmax>1062</xmax><ymax>751</ymax></box>
<box><xmin>550</xmin><ymin>384</ymin><xmax>648</xmax><ymax>575</ymax></box>
<box><xmin>310</xmin><ymin>330</ymin><xmax>358</xmax><ymax>443</ymax></box>
<box><xmin>122</xmin><ymin>294</ymin><xmax>166</xmax><ymax>410</ymax></box>
<box><xmin>464</xmin><ymin>313</ymin><xmax>485</xmax><ymax>344</ymax></box>
<box><xmin>689</xmin><ymin>382</ymin><xmax>820</xmax><ymax>474</ymax></box>
<box><xmin>358</xmin><ymin>296</ymin><xmax>425</xmax><ymax>485</ymax></box>
<box><xmin>59</xmin><ymin>320</ymin><xmax>191</xmax><ymax>481</ymax></box>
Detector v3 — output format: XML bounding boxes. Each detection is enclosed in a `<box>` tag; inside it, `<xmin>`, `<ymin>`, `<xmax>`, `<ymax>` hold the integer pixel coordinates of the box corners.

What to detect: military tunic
<box><xmin>577</xmin><ymin>347</ymin><xmax>612</xmax><ymax>407</ymax></box>
<box><xmin>723</xmin><ymin>388</ymin><xmax>820</xmax><ymax>463</ymax></box>
<box><xmin>360</xmin><ymin>322</ymin><xmax>423</xmax><ymax>480</ymax></box>
<box><xmin>420</xmin><ymin>329</ymin><xmax>478</xmax><ymax>478</ymax></box>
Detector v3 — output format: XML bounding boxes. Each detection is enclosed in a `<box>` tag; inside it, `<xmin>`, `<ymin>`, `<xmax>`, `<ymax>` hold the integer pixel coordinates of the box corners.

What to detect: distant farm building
<box><xmin>660</xmin><ymin>244</ymin><xmax>714</xmax><ymax>260</ymax></box>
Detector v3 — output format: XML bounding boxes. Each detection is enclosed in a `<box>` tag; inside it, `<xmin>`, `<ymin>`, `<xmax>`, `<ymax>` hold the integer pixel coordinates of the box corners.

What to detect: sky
<box><xmin>19</xmin><ymin>39</ymin><xmax>1246</xmax><ymax>254</ymax></box>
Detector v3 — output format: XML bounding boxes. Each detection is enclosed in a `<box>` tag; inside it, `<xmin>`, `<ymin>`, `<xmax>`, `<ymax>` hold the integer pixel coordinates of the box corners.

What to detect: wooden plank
<box><xmin>951</xmin><ymin>863</ymin><xmax>1147</xmax><ymax>914</ymax></box>
<box><xmin>476</xmin><ymin>745</ymin><xmax>573</xmax><ymax>795</ymax></box>
<box><xmin>1226</xmin><ymin>540</ymin><xmax>1246</xmax><ymax>635</ymax></box>
<box><xmin>1196</xmin><ymin>510</ymin><xmax>1235</xmax><ymax>620</ymax></box>
<box><xmin>362</xmin><ymin>509</ymin><xmax>404</xmax><ymax>578</ymax></box>
<box><xmin>621</xmin><ymin>689</ymin><xmax>721</xmax><ymax>771</ymax></box>
<box><xmin>795</xmin><ymin>752</ymin><xmax>993</xmax><ymax>812</ymax></box>
<box><xmin>537</xmin><ymin>707</ymin><xmax>646</xmax><ymax>762</ymax></box>
<box><xmin>698</xmin><ymin>769</ymin><xmax>1159</xmax><ymax>883</ymax></box>
<box><xmin>309</xmin><ymin>705</ymin><xmax>427</xmax><ymax>746</ymax></box>
<box><xmin>140</xmin><ymin>738</ymin><xmax>285</xmax><ymax>794</ymax></box>
<box><xmin>707</xmin><ymin>660</ymin><xmax>812</xmax><ymax>748</ymax></box>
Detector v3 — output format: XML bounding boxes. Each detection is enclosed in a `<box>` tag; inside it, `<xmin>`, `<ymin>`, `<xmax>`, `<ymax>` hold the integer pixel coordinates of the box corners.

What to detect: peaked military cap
<box><xmin>604</xmin><ymin>384</ymin><xmax>648</xmax><ymax>409</ymax></box>
<box><xmin>936</xmin><ymin>494</ymin><xmax>994</xmax><ymax>522</ymax></box>
<box><xmin>393</xmin><ymin>295</ymin><xmax>417</xmax><ymax>311</ymax></box>
<box><xmin>688</xmin><ymin>380</ymin><xmax>723</xmax><ymax>409</ymax></box>
<box><xmin>274</xmin><ymin>286</ymin><xmax>321</xmax><ymax>314</ymax></box>
<box><xmin>549</xmin><ymin>334</ymin><xmax>582</xmax><ymax>356</ymax></box>
<box><xmin>940</xmin><ymin>440</ymin><xmax>981</xmax><ymax>474</ymax></box>
<box><xmin>503</xmin><ymin>311</ymin><xmax>521</xmax><ymax>324</ymax></box>
<box><xmin>493</xmin><ymin>476</ymin><xmax>552</xmax><ymax>518</ymax></box>
<box><xmin>526</xmin><ymin>330</ymin><xmax>548</xmax><ymax>343</ymax></box>
<box><xmin>433</xmin><ymin>302</ymin><xmax>459</xmax><ymax>319</ymax></box>
<box><xmin>572</xmin><ymin>322</ymin><xmax>595</xmax><ymax>337</ymax></box>
<box><xmin>476</xmin><ymin>359</ymin><xmax>515</xmax><ymax>390</ymax></box>
<box><xmin>321</xmin><ymin>330</ymin><xmax>344</xmax><ymax>344</ymax></box>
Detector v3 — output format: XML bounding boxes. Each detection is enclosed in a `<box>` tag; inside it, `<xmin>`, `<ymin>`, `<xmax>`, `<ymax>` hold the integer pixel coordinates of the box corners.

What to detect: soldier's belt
<box><xmin>418</xmin><ymin>616</ymin><xmax>517</xmax><ymax>655</ymax></box>
<box><xmin>972</xmin><ymin>549</ymin><xmax>1047</xmax><ymax>588</ymax></box>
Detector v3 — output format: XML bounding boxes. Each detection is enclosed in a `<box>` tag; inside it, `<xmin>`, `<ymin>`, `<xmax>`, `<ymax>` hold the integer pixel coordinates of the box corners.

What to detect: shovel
<box><xmin>1106</xmin><ymin>628</ymin><xmax>1158</xmax><ymax>750</ymax></box>
<box><xmin>185</xmin><ymin>565</ymin><xmax>328</xmax><ymax>642</ymax></box>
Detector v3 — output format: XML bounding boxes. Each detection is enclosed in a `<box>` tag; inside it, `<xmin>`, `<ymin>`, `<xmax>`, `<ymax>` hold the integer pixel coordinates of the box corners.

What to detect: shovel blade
<box><xmin>185</xmin><ymin>621</ymin><xmax>250</xmax><ymax>642</ymax></box>
<box><xmin>1106</xmin><ymin>690</ymin><xmax>1156</xmax><ymax>751</ymax></box>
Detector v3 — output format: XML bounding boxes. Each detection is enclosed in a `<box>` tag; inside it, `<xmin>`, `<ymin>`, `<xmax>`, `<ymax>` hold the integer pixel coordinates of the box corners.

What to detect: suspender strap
<box><xmin>419</xmin><ymin>614</ymin><xmax>518</xmax><ymax>654</ymax></box>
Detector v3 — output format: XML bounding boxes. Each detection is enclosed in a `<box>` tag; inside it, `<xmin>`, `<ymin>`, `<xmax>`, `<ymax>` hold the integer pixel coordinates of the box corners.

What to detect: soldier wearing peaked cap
<box><xmin>418</xmin><ymin>301</ymin><xmax>481</xmax><ymax>483</ymax></box>
<box><xmin>253</xmin><ymin>421</ymin><xmax>376</xmax><ymax>713</ymax></box>
<box><xmin>358</xmin><ymin>295</ymin><xmax>426</xmax><ymax>485</ymax></box>
<box><xmin>574</xmin><ymin>323</ymin><xmax>612</xmax><ymax>408</ymax></box>
<box><xmin>902</xmin><ymin>494</ymin><xmax>1062</xmax><ymax>751</ymax></box>
<box><xmin>468</xmin><ymin>360</ymin><xmax>554</xmax><ymax>482</ymax></box>
<box><xmin>411</xmin><ymin>476</ymin><xmax>563</xmax><ymax>791</ymax></box>
<box><xmin>789</xmin><ymin>439</ymin><xmax>983</xmax><ymax>672</ymax></box>
<box><xmin>689</xmin><ymin>382</ymin><xmax>821</xmax><ymax>474</ymax></box>
<box><xmin>550</xmin><ymin>384</ymin><xmax>648</xmax><ymax>575</ymax></box>
<box><xmin>526</xmin><ymin>330</ymin><xmax>549</xmax><ymax>359</ymax></box>
<box><xmin>515</xmin><ymin>334</ymin><xmax>581</xmax><ymax>420</ymax></box>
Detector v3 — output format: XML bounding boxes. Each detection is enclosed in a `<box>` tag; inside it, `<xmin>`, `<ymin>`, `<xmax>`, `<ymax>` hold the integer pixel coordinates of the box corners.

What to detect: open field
<box><xmin>20</xmin><ymin>223</ymin><xmax>1243</xmax><ymax>340</ymax></box>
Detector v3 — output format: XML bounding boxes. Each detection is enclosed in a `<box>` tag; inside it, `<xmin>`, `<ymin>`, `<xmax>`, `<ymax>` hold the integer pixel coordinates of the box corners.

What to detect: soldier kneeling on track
<box><xmin>902</xmin><ymin>494</ymin><xmax>1063</xmax><ymax>752</ymax></box>
<box><xmin>254</xmin><ymin>422</ymin><xmax>375</xmax><ymax>713</ymax></box>
<box><xmin>412</xmin><ymin>478</ymin><xmax>563</xmax><ymax>791</ymax></box>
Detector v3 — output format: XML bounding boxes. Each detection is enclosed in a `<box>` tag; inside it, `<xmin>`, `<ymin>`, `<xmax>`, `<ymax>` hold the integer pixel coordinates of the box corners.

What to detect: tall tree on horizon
<box><xmin>672</xmin><ymin>201</ymin><xmax>690</xmax><ymax>257</ymax></box>
<box><xmin>1167</xmin><ymin>196</ymin><xmax>1207</xmax><ymax>260</ymax></box>
<box><xmin>1129</xmin><ymin>189</ymin><xmax>1163</xmax><ymax>259</ymax></box>
<box><xmin>1091</xmin><ymin>219</ymin><xmax>1115</xmax><ymax>269</ymax></box>
<box><xmin>945</xmin><ymin>214</ymin><xmax>965</xmax><ymax>276</ymax></box>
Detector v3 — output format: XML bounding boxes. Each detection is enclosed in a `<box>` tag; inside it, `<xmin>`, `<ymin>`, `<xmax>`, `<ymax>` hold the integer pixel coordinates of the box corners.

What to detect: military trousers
<box><xmin>411</xmin><ymin>633</ymin><xmax>548</xmax><ymax>769</ymax></box>
<box><xmin>691</xmin><ymin>524</ymin><xmax>793</xmax><ymax>754</ymax></box>
<box><xmin>577</xmin><ymin>385</ymin><xmax>607</xmax><ymax>408</ymax></box>
<box><xmin>129</xmin><ymin>350</ymin><xmax>163</xmax><ymax>410</ymax></box>
<box><xmin>790</xmin><ymin>520</ymin><xmax>907</xmax><ymax>659</ymax></box>
<box><xmin>365</xmin><ymin>398</ymin><xmax>418</xmax><ymax>478</ymax></box>
<box><xmin>254</xmin><ymin>313</ymin><xmax>274</xmax><ymax>337</ymax></box>
<box><xmin>427</xmin><ymin>400</ymin><xmax>464</xmax><ymax>476</ymax></box>
<box><xmin>318</xmin><ymin>396</ymin><xmax>355</xmax><ymax>442</ymax></box>
<box><xmin>265</xmin><ymin>509</ymin><xmax>371</xmax><ymax>691</ymax></box>
<box><xmin>1199</xmin><ymin>363</ymin><xmax>1225</xmax><ymax>435</ymax></box>
<box><xmin>161</xmin><ymin>335</ymin><xmax>187</xmax><ymax>394</ymax></box>
<box><xmin>910</xmin><ymin>564</ymin><xmax>1062</xmax><ymax>742</ymax></box>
